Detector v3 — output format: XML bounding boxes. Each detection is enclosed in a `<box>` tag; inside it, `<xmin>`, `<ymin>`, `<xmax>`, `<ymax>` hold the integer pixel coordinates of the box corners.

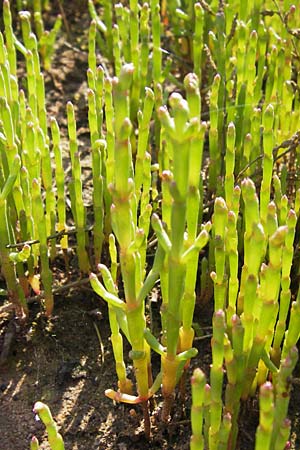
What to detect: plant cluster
<box><xmin>0</xmin><ymin>0</ymin><xmax>299</xmax><ymax>449</ymax></box>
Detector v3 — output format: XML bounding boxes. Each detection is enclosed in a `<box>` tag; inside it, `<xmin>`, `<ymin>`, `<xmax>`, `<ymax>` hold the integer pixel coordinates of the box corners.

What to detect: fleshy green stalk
<box><xmin>0</xmin><ymin>156</ymin><xmax>27</xmax><ymax>318</ymax></box>
<box><xmin>255</xmin><ymin>382</ymin><xmax>274</xmax><ymax>450</ymax></box>
<box><xmin>190</xmin><ymin>368</ymin><xmax>206</xmax><ymax>450</ymax></box>
<box><xmin>32</xmin><ymin>178</ymin><xmax>53</xmax><ymax>316</ymax></box>
<box><xmin>67</xmin><ymin>102</ymin><xmax>90</xmax><ymax>273</ymax></box>
<box><xmin>33</xmin><ymin>402</ymin><xmax>64</xmax><ymax>450</ymax></box>
<box><xmin>209</xmin><ymin>310</ymin><xmax>226</xmax><ymax>450</ymax></box>
<box><xmin>50</xmin><ymin>117</ymin><xmax>68</xmax><ymax>250</ymax></box>
<box><xmin>30</xmin><ymin>436</ymin><xmax>39</xmax><ymax>450</ymax></box>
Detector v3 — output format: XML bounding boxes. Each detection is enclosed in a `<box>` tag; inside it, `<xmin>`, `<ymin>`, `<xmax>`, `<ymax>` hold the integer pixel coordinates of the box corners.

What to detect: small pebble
<box><xmin>0</xmin><ymin>383</ymin><xmax>7</xmax><ymax>392</ymax></box>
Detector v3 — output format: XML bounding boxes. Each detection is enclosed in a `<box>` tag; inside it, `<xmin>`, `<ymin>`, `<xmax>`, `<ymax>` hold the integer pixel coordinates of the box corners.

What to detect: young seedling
<box><xmin>33</xmin><ymin>402</ymin><xmax>64</xmax><ymax>450</ymax></box>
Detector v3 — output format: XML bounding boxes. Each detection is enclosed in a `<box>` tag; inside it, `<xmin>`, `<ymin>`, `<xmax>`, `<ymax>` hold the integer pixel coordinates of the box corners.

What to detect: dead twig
<box><xmin>0</xmin><ymin>273</ymin><xmax>103</xmax><ymax>315</ymax></box>
<box><xmin>236</xmin><ymin>130</ymin><xmax>300</xmax><ymax>182</ymax></box>
<box><xmin>93</xmin><ymin>322</ymin><xmax>105</xmax><ymax>364</ymax></box>
<box><xmin>6</xmin><ymin>226</ymin><xmax>94</xmax><ymax>249</ymax></box>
